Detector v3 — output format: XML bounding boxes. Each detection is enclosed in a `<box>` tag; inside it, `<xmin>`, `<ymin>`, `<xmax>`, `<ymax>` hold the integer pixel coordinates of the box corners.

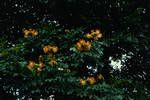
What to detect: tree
<box><xmin>0</xmin><ymin>0</ymin><xmax>150</xmax><ymax>99</ymax></box>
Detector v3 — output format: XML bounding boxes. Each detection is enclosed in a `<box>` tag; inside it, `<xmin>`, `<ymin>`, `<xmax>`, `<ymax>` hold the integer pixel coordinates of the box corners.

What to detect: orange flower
<box><xmin>76</xmin><ymin>42</ymin><xmax>82</xmax><ymax>51</ymax></box>
<box><xmin>76</xmin><ymin>39</ymin><xmax>91</xmax><ymax>51</ymax></box>
<box><xmin>95</xmin><ymin>29</ymin><xmax>101</xmax><ymax>34</ymax></box>
<box><xmin>87</xmin><ymin>77</ymin><xmax>96</xmax><ymax>85</ymax></box>
<box><xmin>91</xmin><ymin>29</ymin><xmax>102</xmax><ymax>40</ymax></box>
<box><xmin>23</xmin><ymin>29</ymin><xmax>30</xmax><ymax>38</ymax></box>
<box><xmin>86</xmin><ymin>29</ymin><xmax>102</xmax><ymax>40</ymax></box>
<box><xmin>47</xmin><ymin>45</ymin><xmax>53</xmax><ymax>51</ymax></box>
<box><xmin>93</xmin><ymin>33</ymin><xmax>102</xmax><ymax>40</ymax></box>
<box><xmin>86</xmin><ymin>33</ymin><xmax>92</xmax><ymax>39</ymax></box>
<box><xmin>80</xmin><ymin>79</ymin><xmax>87</xmax><ymax>86</ymax></box>
<box><xmin>86</xmin><ymin>41</ymin><xmax>92</xmax><ymax>50</ymax></box>
<box><xmin>79</xmin><ymin>39</ymin><xmax>85</xmax><ymax>44</ymax></box>
<box><xmin>23</xmin><ymin>28</ymin><xmax>38</xmax><ymax>38</ymax></box>
<box><xmin>43</xmin><ymin>46</ymin><xmax>49</xmax><ymax>53</ymax></box>
<box><xmin>50</xmin><ymin>59</ymin><xmax>57</xmax><ymax>66</ymax></box>
<box><xmin>27</xmin><ymin>60</ymin><xmax>35</xmax><ymax>70</ymax></box>
<box><xmin>31</xmin><ymin>29</ymin><xmax>38</xmax><ymax>36</ymax></box>
<box><xmin>43</xmin><ymin>45</ymin><xmax>58</xmax><ymax>54</ymax></box>
<box><xmin>52</xmin><ymin>46</ymin><xmax>58</xmax><ymax>53</ymax></box>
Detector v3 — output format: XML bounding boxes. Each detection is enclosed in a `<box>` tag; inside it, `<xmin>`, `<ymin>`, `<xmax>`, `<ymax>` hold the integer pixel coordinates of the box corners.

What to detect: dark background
<box><xmin>0</xmin><ymin>0</ymin><xmax>149</xmax><ymax>41</ymax></box>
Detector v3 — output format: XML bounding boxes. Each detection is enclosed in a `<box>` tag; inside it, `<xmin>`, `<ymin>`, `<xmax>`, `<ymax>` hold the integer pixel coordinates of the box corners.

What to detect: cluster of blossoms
<box><xmin>80</xmin><ymin>74</ymin><xmax>104</xmax><ymax>85</ymax></box>
<box><xmin>43</xmin><ymin>45</ymin><xmax>58</xmax><ymax>66</ymax></box>
<box><xmin>27</xmin><ymin>47</ymin><xmax>58</xmax><ymax>72</ymax></box>
<box><xmin>23</xmin><ymin>28</ymin><xmax>38</xmax><ymax>38</ymax></box>
<box><xmin>27</xmin><ymin>55</ymin><xmax>45</xmax><ymax>72</ymax></box>
<box><xmin>43</xmin><ymin>45</ymin><xmax>58</xmax><ymax>54</ymax></box>
<box><xmin>23</xmin><ymin>28</ymin><xmax>59</xmax><ymax>71</ymax></box>
<box><xmin>76</xmin><ymin>39</ymin><xmax>91</xmax><ymax>51</ymax></box>
<box><xmin>86</xmin><ymin>29</ymin><xmax>102</xmax><ymax>40</ymax></box>
<box><xmin>76</xmin><ymin>29</ymin><xmax>102</xmax><ymax>52</ymax></box>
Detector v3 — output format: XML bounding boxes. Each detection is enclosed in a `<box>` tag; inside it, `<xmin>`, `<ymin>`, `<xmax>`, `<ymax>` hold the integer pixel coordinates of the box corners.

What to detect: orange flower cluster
<box><xmin>43</xmin><ymin>45</ymin><xmax>58</xmax><ymax>66</ymax></box>
<box><xmin>27</xmin><ymin>61</ymin><xmax>45</xmax><ymax>72</ymax></box>
<box><xmin>80</xmin><ymin>77</ymin><xmax>96</xmax><ymax>85</ymax></box>
<box><xmin>80</xmin><ymin>74</ymin><xmax>104</xmax><ymax>85</ymax></box>
<box><xmin>23</xmin><ymin>28</ymin><xmax>38</xmax><ymax>38</ymax></box>
<box><xmin>27</xmin><ymin>60</ymin><xmax>35</xmax><ymax>70</ymax></box>
<box><xmin>76</xmin><ymin>39</ymin><xmax>91</xmax><ymax>51</ymax></box>
<box><xmin>87</xmin><ymin>77</ymin><xmax>96</xmax><ymax>85</ymax></box>
<box><xmin>27</xmin><ymin>56</ymin><xmax>45</xmax><ymax>72</ymax></box>
<box><xmin>43</xmin><ymin>45</ymin><xmax>58</xmax><ymax>54</ymax></box>
<box><xmin>86</xmin><ymin>29</ymin><xmax>102</xmax><ymax>40</ymax></box>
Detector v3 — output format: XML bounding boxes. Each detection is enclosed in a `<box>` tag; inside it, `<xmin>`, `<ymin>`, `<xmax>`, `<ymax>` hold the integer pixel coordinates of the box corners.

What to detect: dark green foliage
<box><xmin>1</xmin><ymin>23</ymin><xmax>150</xmax><ymax>99</ymax></box>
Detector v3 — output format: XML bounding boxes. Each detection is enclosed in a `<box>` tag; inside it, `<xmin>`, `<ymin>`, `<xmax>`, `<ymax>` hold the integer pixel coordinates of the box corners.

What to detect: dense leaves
<box><xmin>1</xmin><ymin>23</ymin><xmax>150</xmax><ymax>99</ymax></box>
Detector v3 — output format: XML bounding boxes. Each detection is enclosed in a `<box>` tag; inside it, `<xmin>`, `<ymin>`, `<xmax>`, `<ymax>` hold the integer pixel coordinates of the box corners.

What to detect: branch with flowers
<box><xmin>0</xmin><ymin>23</ymin><xmax>149</xmax><ymax>99</ymax></box>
